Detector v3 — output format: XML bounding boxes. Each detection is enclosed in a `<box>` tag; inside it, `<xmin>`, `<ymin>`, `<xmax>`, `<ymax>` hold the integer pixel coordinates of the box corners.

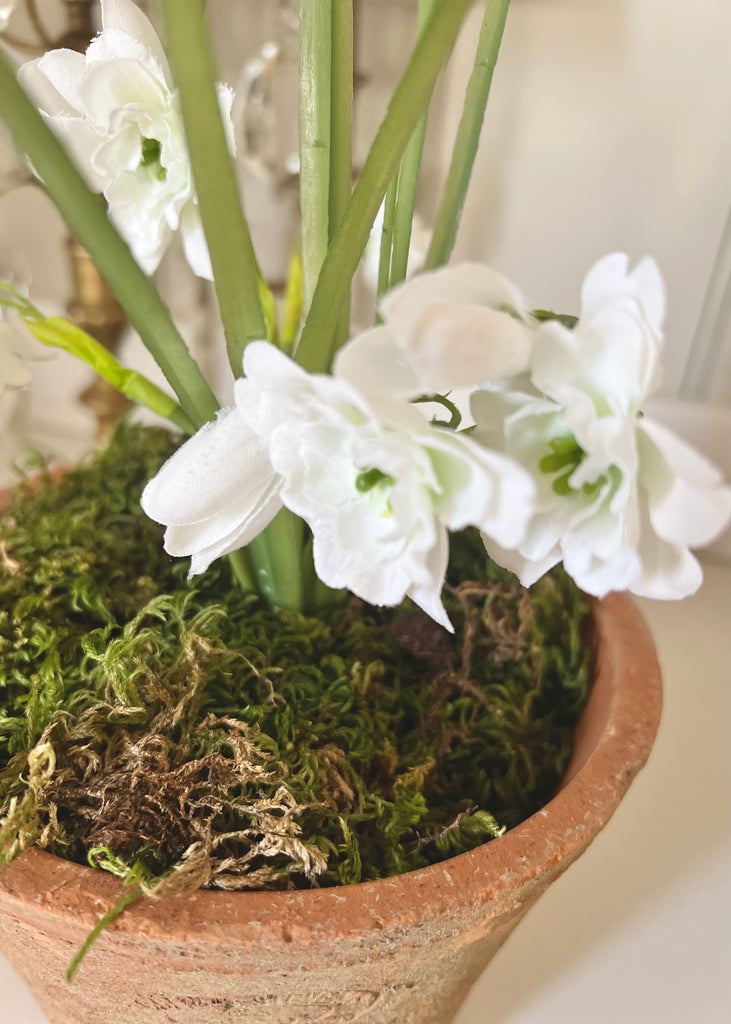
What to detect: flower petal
<box><xmin>629</xmin><ymin>501</ymin><xmax>704</xmax><ymax>600</ymax></box>
<box><xmin>141</xmin><ymin>408</ymin><xmax>282</xmax><ymax>574</ymax></box>
<box><xmin>581</xmin><ymin>252</ymin><xmax>665</xmax><ymax>338</ymax></box>
<box><xmin>19</xmin><ymin>50</ymin><xmax>86</xmax><ymax>116</ymax></box>
<box><xmin>180</xmin><ymin>202</ymin><xmax>213</xmax><ymax>281</ymax></box>
<box><xmin>99</xmin><ymin>0</ymin><xmax>172</xmax><ymax>87</ymax></box>
<box><xmin>334</xmin><ymin>327</ymin><xmax>423</xmax><ymax>399</ymax></box>
<box><xmin>427</xmin><ymin>428</ymin><xmax>535</xmax><ymax>548</ymax></box>
<box><xmin>380</xmin><ymin>263</ymin><xmax>534</xmax><ymax>392</ymax></box>
<box><xmin>638</xmin><ymin>417</ymin><xmax>731</xmax><ymax>548</ymax></box>
<box><xmin>407</xmin><ymin>529</ymin><xmax>453</xmax><ymax>632</ymax></box>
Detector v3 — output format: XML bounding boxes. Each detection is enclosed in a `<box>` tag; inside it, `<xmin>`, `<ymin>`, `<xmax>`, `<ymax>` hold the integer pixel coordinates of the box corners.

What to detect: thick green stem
<box><xmin>249</xmin><ymin>509</ymin><xmax>305</xmax><ymax>612</ymax></box>
<box><xmin>425</xmin><ymin>0</ymin><xmax>511</xmax><ymax>270</ymax></box>
<box><xmin>0</xmin><ymin>50</ymin><xmax>218</xmax><ymax>428</ymax></box>
<box><xmin>161</xmin><ymin>0</ymin><xmax>267</xmax><ymax>377</ymax></box>
<box><xmin>389</xmin><ymin>0</ymin><xmax>438</xmax><ymax>288</ymax></box>
<box><xmin>329</xmin><ymin>0</ymin><xmax>354</xmax><ymax>350</ymax></box>
<box><xmin>299</xmin><ymin>0</ymin><xmax>332</xmax><ymax>315</ymax></box>
<box><xmin>295</xmin><ymin>0</ymin><xmax>475</xmax><ymax>374</ymax></box>
<box><xmin>227</xmin><ymin>548</ymin><xmax>257</xmax><ymax>593</ymax></box>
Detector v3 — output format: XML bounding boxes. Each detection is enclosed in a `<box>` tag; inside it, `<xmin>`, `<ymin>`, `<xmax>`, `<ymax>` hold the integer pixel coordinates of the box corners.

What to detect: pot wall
<box><xmin>0</xmin><ymin>593</ymin><xmax>662</xmax><ymax>1024</ymax></box>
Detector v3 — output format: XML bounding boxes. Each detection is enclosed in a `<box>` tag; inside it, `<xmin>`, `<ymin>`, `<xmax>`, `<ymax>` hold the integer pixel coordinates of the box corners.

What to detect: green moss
<box><xmin>0</xmin><ymin>422</ymin><xmax>592</xmax><ymax>893</ymax></box>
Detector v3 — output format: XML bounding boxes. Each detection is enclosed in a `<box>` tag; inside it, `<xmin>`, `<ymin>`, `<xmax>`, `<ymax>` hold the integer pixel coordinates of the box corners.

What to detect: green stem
<box><xmin>376</xmin><ymin>174</ymin><xmax>399</xmax><ymax>318</ymax></box>
<box><xmin>66</xmin><ymin>888</ymin><xmax>144</xmax><ymax>982</ymax></box>
<box><xmin>329</xmin><ymin>0</ymin><xmax>354</xmax><ymax>350</ymax></box>
<box><xmin>227</xmin><ymin>548</ymin><xmax>257</xmax><ymax>592</ymax></box>
<box><xmin>295</xmin><ymin>0</ymin><xmax>474</xmax><ymax>374</ymax></box>
<box><xmin>299</xmin><ymin>0</ymin><xmax>332</xmax><ymax>315</ymax></box>
<box><xmin>161</xmin><ymin>0</ymin><xmax>267</xmax><ymax>378</ymax></box>
<box><xmin>249</xmin><ymin>509</ymin><xmax>305</xmax><ymax>612</ymax></box>
<box><xmin>425</xmin><ymin>0</ymin><xmax>511</xmax><ymax>270</ymax></box>
<box><xmin>389</xmin><ymin>0</ymin><xmax>438</xmax><ymax>288</ymax></box>
<box><xmin>0</xmin><ymin>51</ymin><xmax>218</xmax><ymax>428</ymax></box>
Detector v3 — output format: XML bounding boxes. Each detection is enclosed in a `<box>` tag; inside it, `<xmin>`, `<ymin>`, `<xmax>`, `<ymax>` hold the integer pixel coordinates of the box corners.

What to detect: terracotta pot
<box><xmin>0</xmin><ymin>592</ymin><xmax>661</xmax><ymax>1024</ymax></box>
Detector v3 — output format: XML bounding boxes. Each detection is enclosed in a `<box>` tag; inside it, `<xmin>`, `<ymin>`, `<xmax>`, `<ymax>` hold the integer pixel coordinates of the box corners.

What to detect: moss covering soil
<box><xmin>0</xmin><ymin>423</ymin><xmax>592</xmax><ymax>902</ymax></box>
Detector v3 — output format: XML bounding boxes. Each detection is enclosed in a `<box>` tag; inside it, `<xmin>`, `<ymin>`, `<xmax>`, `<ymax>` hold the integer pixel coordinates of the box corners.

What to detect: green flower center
<box><xmin>140</xmin><ymin>137</ymin><xmax>167</xmax><ymax>181</ymax></box>
<box><xmin>355</xmin><ymin>467</ymin><xmax>394</xmax><ymax>493</ymax></box>
<box><xmin>539</xmin><ymin>434</ymin><xmax>617</xmax><ymax>498</ymax></box>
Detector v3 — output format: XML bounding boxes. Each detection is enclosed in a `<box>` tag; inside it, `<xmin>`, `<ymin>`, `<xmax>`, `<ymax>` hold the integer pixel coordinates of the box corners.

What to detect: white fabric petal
<box><xmin>81</xmin><ymin>59</ymin><xmax>168</xmax><ymax>128</ymax></box>
<box><xmin>334</xmin><ymin>327</ymin><xmax>423</xmax><ymax>399</ymax></box>
<box><xmin>407</xmin><ymin>529</ymin><xmax>454</xmax><ymax>632</ymax></box>
<box><xmin>377</xmin><ymin>263</ymin><xmax>534</xmax><ymax>395</ymax></box>
<box><xmin>395</xmin><ymin>301</ymin><xmax>533</xmax><ymax>393</ymax></box>
<box><xmin>381</xmin><ymin>263</ymin><xmax>529</xmax><ymax>331</ymax></box>
<box><xmin>581</xmin><ymin>252</ymin><xmax>665</xmax><ymax>338</ymax></box>
<box><xmin>141</xmin><ymin>408</ymin><xmax>282</xmax><ymax>575</ymax></box>
<box><xmin>180</xmin><ymin>203</ymin><xmax>213</xmax><ymax>281</ymax></box>
<box><xmin>481</xmin><ymin>536</ymin><xmax>561</xmax><ymax>589</ymax></box>
<box><xmin>100</xmin><ymin>0</ymin><xmax>172</xmax><ymax>87</ymax></box>
<box><xmin>638</xmin><ymin>417</ymin><xmax>731</xmax><ymax>547</ymax></box>
<box><xmin>629</xmin><ymin>500</ymin><xmax>704</xmax><ymax>600</ymax></box>
<box><xmin>426</xmin><ymin>428</ymin><xmax>534</xmax><ymax>548</ymax></box>
<box><xmin>18</xmin><ymin>50</ymin><xmax>86</xmax><ymax>116</ymax></box>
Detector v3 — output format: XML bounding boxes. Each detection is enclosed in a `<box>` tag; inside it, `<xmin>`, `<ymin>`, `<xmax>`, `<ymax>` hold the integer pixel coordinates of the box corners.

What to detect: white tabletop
<box><xmin>2</xmin><ymin>558</ymin><xmax>729</xmax><ymax>1024</ymax></box>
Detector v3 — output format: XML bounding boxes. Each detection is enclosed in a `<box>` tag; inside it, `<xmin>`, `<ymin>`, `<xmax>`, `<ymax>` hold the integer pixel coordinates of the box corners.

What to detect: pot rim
<box><xmin>0</xmin><ymin>591</ymin><xmax>662</xmax><ymax>946</ymax></box>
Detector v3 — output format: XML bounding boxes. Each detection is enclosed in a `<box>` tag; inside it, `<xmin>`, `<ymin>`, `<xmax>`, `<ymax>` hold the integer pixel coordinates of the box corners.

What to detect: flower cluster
<box><xmin>5</xmin><ymin>0</ymin><xmax>729</xmax><ymax>629</ymax></box>
<box><xmin>143</xmin><ymin>253</ymin><xmax>731</xmax><ymax>627</ymax></box>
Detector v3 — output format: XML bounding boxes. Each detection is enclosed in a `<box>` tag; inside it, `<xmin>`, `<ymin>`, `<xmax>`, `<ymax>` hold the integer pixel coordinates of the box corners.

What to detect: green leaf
<box><xmin>389</xmin><ymin>0</ymin><xmax>439</xmax><ymax>289</ymax></box>
<box><xmin>161</xmin><ymin>0</ymin><xmax>267</xmax><ymax>377</ymax></box>
<box><xmin>299</xmin><ymin>0</ymin><xmax>332</xmax><ymax>314</ymax></box>
<box><xmin>0</xmin><ymin>50</ymin><xmax>218</xmax><ymax>428</ymax></box>
<box><xmin>329</xmin><ymin>0</ymin><xmax>354</xmax><ymax>351</ymax></box>
<box><xmin>295</xmin><ymin>0</ymin><xmax>475</xmax><ymax>374</ymax></box>
<box><xmin>425</xmin><ymin>0</ymin><xmax>512</xmax><ymax>270</ymax></box>
<box><xmin>24</xmin><ymin>317</ymin><xmax>193</xmax><ymax>433</ymax></box>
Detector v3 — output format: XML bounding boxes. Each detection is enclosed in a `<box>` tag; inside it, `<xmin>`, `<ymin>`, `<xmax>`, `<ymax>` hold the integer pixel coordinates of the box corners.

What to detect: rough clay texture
<box><xmin>0</xmin><ymin>593</ymin><xmax>662</xmax><ymax>1024</ymax></box>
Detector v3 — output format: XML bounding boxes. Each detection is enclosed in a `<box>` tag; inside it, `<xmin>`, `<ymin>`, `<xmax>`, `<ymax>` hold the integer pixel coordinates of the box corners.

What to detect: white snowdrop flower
<box><xmin>472</xmin><ymin>253</ymin><xmax>731</xmax><ymax>599</ymax></box>
<box><xmin>19</xmin><ymin>0</ymin><xmax>234</xmax><ymax>278</ymax></box>
<box><xmin>141</xmin><ymin>406</ymin><xmax>282</xmax><ymax>577</ymax></box>
<box><xmin>234</xmin><ymin>342</ymin><xmax>534</xmax><ymax>630</ymax></box>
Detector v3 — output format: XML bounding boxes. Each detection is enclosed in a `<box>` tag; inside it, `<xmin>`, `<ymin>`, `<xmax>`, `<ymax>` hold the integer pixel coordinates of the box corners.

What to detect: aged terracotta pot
<box><xmin>0</xmin><ymin>592</ymin><xmax>661</xmax><ymax>1024</ymax></box>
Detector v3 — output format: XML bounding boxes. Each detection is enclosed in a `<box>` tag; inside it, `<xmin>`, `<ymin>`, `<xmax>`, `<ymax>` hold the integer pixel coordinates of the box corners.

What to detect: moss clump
<box><xmin>0</xmin><ymin>422</ymin><xmax>592</xmax><ymax>895</ymax></box>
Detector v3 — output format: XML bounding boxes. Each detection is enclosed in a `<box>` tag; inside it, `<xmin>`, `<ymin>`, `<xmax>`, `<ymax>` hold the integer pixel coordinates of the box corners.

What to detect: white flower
<box><xmin>338</xmin><ymin>263</ymin><xmax>536</xmax><ymax>400</ymax></box>
<box><xmin>234</xmin><ymin>342</ymin><xmax>534</xmax><ymax>629</ymax></box>
<box><xmin>0</xmin><ymin>319</ymin><xmax>34</xmax><ymax>393</ymax></box>
<box><xmin>19</xmin><ymin>0</ymin><xmax>234</xmax><ymax>279</ymax></box>
<box><xmin>141</xmin><ymin>407</ymin><xmax>281</xmax><ymax>576</ymax></box>
<box><xmin>472</xmin><ymin>253</ymin><xmax>731</xmax><ymax>599</ymax></box>
<box><xmin>141</xmin><ymin>337</ymin><xmax>535</xmax><ymax>629</ymax></box>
